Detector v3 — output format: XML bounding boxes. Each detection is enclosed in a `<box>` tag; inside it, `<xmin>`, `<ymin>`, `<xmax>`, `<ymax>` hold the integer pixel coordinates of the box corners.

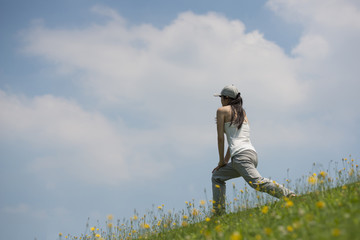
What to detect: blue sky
<box><xmin>1</xmin><ymin>0</ymin><xmax>360</xmax><ymax>239</ymax></box>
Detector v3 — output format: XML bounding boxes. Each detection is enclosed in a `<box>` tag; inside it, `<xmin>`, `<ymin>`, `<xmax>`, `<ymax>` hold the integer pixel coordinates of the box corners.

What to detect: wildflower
<box><xmin>349</xmin><ymin>168</ymin><xmax>354</xmax><ymax>176</ymax></box>
<box><xmin>107</xmin><ymin>223</ymin><xmax>113</xmax><ymax>228</ymax></box>
<box><xmin>200</xmin><ymin>200</ymin><xmax>206</xmax><ymax>205</ymax></box>
<box><xmin>59</xmin><ymin>233</ymin><xmax>63</xmax><ymax>237</ymax></box>
<box><xmin>132</xmin><ymin>215</ymin><xmax>138</xmax><ymax>220</ymax></box>
<box><xmin>332</xmin><ymin>228</ymin><xmax>341</xmax><ymax>237</ymax></box>
<box><xmin>90</xmin><ymin>227</ymin><xmax>95</xmax><ymax>232</ymax></box>
<box><xmin>142</xmin><ymin>223</ymin><xmax>150</xmax><ymax>229</ymax></box>
<box><xmin>264</xmin><ymin>227</ymin><xmax>272</xmax><ymax>235</ymax></box>
<box><xmin>205</xmin><ymin>217</ymin><xmax>211</xmax><ymax>222</ymax></box>
<box><xmin>342</xmin><ymin>185</ymin><xmax>347</xmax><ymax>190</ymax></box>
<box><xmin>261</xmin><ymin>206</ymin><xmax>269</xmax><ymax>214</ymax></box>
<box><xmin>181</xmin><ymin>221</ymin><xmax>188</xmax><ymax>227</ymax></box>
<box><xmin>255</xmin><ymin>234</ymin><xmax>262</xmax><ymax>240</ymax></box>
<box><xmin>157</xmin><ymin>206</ymin><xmax>162</xmax><ymax>210</ymax></box>
<box><xmin>157</xmin><ymin>221</ymin><xmax>161</xmax><ymax>226</ymax></box>
<box><xmin>215</xmin><ymin>184</ymin><xmax>220</xmax><ymax>188</ymax></box>
<box><xmin>240</xmin><ymin>189</ymin><xmax>244</xmax><ymax>193</ymax></box>
<box><xmin>95</xmin><ymin>234</ymin><xmax>101</xmax><ymax>238</ymax></box>
<box><xmin>316</xmin><ymin>201</ymin><xmax>326</xmax><ymax>209</ymax></box>
<box><xmin>287</xmin><ymin>225</ymin><xmax>294</xmax><ymax>232</ymax></box>
<box><xmin>215</xmin><ymin>225</ymin><xmax>222</xmax><ymax>233</ymax></box>
<box><xmin>185</xmin><ymin>201</ymin><xmax>189</xmax><ymax>204</ymax></box>
<box><xmin>308</xmin><ymin>176</ymin><xmax>317</xmax><ymax>185</ymax></box>
<box><xmin>192</xmin><ymin>208</ymin><xmax>199</xmax><ymax>216</ymax></box>
<box><xmin>107</xmin><ymin>214</ymin><xmax>113</xmax><ymax>221</ymax></box>
<box><xmin>230</xmin><ymin>231</ymin><xmax>242</xmax><ymax>240</ymax></box>
<box><xmin>183</xmin><ymin>215</ymin><xmax>189</xmax><ymax>220</ymax></box>
<box><xmin>319</xmin><ymin>171</ymin><xmax>327</xmax><ymax>178</ymax></box>
<box><xmin>173</xmin><ymin>222</ymin><xmax>177</xmax><ymax>226</ymax></box>
<box><xmin>285</xmin><ymin>200</ymin><xmax>294</xmax><ymax>208</ymax></box>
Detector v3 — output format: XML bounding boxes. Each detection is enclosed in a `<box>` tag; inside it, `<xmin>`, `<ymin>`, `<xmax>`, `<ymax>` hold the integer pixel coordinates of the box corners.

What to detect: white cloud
<box><xmin>266</xmin><ymin>0</ymin><xmax>360</xmax><ymax>30</ymax></box>
<box><xmin>292</xmin><ymin>34</ymin><xmax>330</xmax><ymax>59</ymax></box>
<box><xmin>0</xmin><ymin>90</ymin><xmax>171</xmax><ymax>185</ymax></box>
<box><xmin>12</xmin><ymin>4</ymin><xmax>360</xmax><ymax>187</ymax></box>
<box><xmin>21</xmin><ymin>9</ymin><xmax>306</xmax><ymax>113</ymax></box>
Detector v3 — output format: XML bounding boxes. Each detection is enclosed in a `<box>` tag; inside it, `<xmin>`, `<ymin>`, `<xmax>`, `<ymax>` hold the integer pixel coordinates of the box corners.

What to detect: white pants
<box><xmin>211</xmin><ymin>150</ymin><xmax>294</xmax><ymax>213</ymax></box>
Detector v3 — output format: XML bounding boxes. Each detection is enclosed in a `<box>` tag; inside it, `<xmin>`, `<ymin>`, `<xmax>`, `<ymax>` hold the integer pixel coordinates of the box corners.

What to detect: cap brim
<box><xmin>213</xmin><ymin>94</ymin><xmax>221</xmax><ymax>97</ymax></box>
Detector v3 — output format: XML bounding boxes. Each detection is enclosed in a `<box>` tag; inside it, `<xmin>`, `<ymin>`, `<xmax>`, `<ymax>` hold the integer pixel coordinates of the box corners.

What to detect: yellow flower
<box><xmin>264</xmin><ymin>227</ymin><xmax>272</xmax><ymax>235</ymax></box>
<box><xmin>332</xmin><ymin>228</ymin><xmax>341</xmax><ymax>237</ymax></box>
<box><xmin>107</xmin><ymin>214</ymin><xmax>113</xmax><ymax>221</ymax></box>
<box><xmin>255</xmin><ymin>234</ymin><xmax>262</xmax><ymax>240</ymax></box>
<box><xmin>316</xmin><ymin>201</ymin><xmax>326</xmax><ymax>209</ymax></box>
<box><xmin>107</xmin><ymin>223</ymin><xmax>113</xmax><ymax>228</ymax></box>
<box><xmin>157</xmin><ymin>206</ymin><xmax>162</xmax><ymax>210</ymax></box>
<box><xmin>90</xmin><ymin>227</ymin><xmax>95</xmax><ymax>232</ymax></box>
<box><xmin>192</xmin><ymin>208</ymin><xmax>199</xmax><ymax>216</ymax></box>
<box><xmin>349</xmin><ymin>168</ymin><xmax>354</xmax><ymax>176</ymax></box>
<box><xmin>132</xmin><ymin>215</ymin><xmax>138</xmax><ymax>220</ymax></box>
<box><xmin>261</xmin><ymin>206</ymin><xmax>269</xmax><ymax>214</ymax></box>
<box><xmin>215</xmin><ymin>184</ymin><xmax>220</xmax><ymax>188</ymax></box>
<box><xmin>200</xmin><ymin>200</ymin><xmax>206</xmax><ymax>205</ymax></box>
<box><xmin>205</xmin><ymin>217</ymin><xmax>211</xmax><ymax>222</ymax></box>
<box><xmin>240</xmin><ymin>189</ymin><xmax>244</xmax><ymax>193</ymax></box>
<box><xmin>142</xmin><ymin>223</ymin><xmax>150</xmax><ymax>229</ymax></box>
<box><xmin>319</xmin><ymin>171</ymin><xmax>327</xmax><ymax>178</ymax></box>
<box><xmin>95</xmin><ymin>234</ymin><xmax>101</xmax><ymax>238</ymax></box>
<box><xmin>181</xmin><ymin>221</ymin><xmax>188</xmax><ymax>227</ymax></box>
<box><xmin>59</xmin><ymin>233</ymin><xmax>63</xmax><ymax>237</ymax></box>
<box><xmin>285</xmin><ymin>200</ymin><xmax>294</xmax><ymax>208</ymax></box>
<box><xmin>230</xmin><ymin>231</ymin><xmax>242</xmax><ymax>240</ymax></box>
<box><xmin>308</xmin><ymin>176</ymin><xmax>317</xmax><ymax>185</ymax></box>
<box><xmin>183</xmin><ymin>215</ymin><xmax>189</xmax><ymax>220</ymax></box>
<box><xmin>287</xmin><ymin>225</ymin><xmax>294</xmax><ymax>232</ymax></box>
<box><xmin>215</xmin><ymin>224</ymin><xmax>222</xmax><ymax>233</ymax></box>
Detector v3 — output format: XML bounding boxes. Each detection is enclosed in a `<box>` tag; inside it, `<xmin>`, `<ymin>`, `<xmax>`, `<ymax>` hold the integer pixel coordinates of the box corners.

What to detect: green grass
<box><xmin>148</xmin><ymin>182</ymin><xmax>360</xmax><ymax>240</ymax></box>
<box><xmin>59</xmin><ymin>158</ymin><xmax>359</xmax><ymax>240</ymax></box>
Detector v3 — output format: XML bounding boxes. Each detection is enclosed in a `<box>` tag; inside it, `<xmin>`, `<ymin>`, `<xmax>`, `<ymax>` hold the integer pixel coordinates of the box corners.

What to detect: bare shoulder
<box><xmin>217</xmin><ymin>106</ymin><xmax>231</xmax><ymax>114</ymax></box>
<box><xmin>217</xmin><ymin>106</ymin><xmax>232</xmax><ymax>122</ymax></box>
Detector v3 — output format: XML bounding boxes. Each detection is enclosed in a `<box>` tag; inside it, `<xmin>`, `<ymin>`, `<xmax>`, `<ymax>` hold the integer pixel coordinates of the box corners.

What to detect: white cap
<box><xmin>214</xmin><ymin>85</ymin><xmax>239</xmax><ymax>99</ymax></box>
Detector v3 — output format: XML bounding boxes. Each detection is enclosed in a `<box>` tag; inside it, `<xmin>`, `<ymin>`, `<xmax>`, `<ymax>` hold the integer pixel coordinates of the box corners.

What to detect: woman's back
<box><xmin>224</xmin><ymin>121</ymin><xmax>256</xmax><ymax>157</ymax></box>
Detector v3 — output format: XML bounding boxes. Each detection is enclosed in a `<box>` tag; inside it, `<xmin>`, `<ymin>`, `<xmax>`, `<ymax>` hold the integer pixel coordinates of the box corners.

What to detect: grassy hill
<box><xmin>60</xmin><ymin>158</ymin><xmax>359</xmax><ymax>240</ymax></box>
<box><xmin>147</xmin><ymin>182</ymin><xmax>360</xmax><ymax>240</ymax></box>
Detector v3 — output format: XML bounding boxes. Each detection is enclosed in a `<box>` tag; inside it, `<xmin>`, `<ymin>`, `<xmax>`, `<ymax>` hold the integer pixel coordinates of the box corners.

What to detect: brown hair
<box><xmin>225</xmin><ymin>93</ymin><xmax>245</xmax><ymax>129</ymax></box>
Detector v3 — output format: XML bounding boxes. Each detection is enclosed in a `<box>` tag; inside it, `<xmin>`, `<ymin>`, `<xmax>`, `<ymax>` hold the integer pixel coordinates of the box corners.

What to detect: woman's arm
<box><xmin>216</xmin><ymin>108</ymin><xmax>226</xmax><ymax>166</ymax></box>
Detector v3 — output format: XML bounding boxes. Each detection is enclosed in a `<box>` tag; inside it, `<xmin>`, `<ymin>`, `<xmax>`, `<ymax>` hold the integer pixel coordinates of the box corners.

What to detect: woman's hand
<box><xmin>212</xmin><ymin>162</ymin><xmax>227</xmax><ymax>173</ymax></box>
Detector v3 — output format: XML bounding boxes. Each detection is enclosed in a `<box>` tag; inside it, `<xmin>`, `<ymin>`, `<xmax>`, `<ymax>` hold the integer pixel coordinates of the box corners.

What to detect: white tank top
<box><xmin>224</xmin><ymin>121</ymin><xmax>256</xmax><ymax>157</ymax></box>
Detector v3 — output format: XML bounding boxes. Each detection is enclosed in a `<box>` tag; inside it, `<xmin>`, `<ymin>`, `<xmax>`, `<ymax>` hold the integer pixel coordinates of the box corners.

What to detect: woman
<box><xmin>212</xmin><ymin>85</ymin><xmax>295</xmax><ymax>215</ymax></box>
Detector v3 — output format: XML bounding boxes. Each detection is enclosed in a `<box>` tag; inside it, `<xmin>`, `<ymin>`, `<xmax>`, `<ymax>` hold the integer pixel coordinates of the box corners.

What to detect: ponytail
<box><xmin>228</xmin><ymin>93</ymin><xmax>245</xmax><ymax>129</ymax></box>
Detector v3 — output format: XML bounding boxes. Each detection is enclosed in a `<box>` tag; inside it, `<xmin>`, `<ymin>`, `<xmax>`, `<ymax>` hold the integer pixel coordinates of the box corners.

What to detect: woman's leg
<box><xmin>233</xmin><ymin>150</ymin><xmax>295</xmax><ymax>198</ymax></box>
<box><xmin>211</xmin><ymin>163</ymin><xmax>240</xmax><ymax>214</ymax></box>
